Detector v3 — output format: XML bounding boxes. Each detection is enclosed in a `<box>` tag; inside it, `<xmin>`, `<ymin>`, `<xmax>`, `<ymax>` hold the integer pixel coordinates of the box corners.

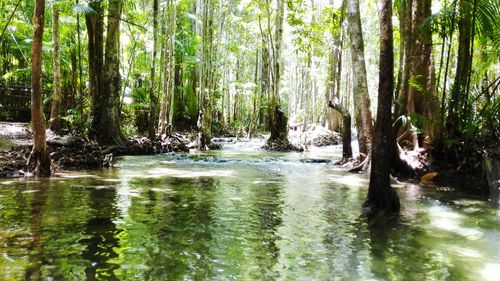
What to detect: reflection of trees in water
<box><xmin>23</xmin><ymin>181</ymin><xmax>49</xmax><ymax>280</ymax></box>
<box><xmin>0</xmin><ymin>179</ymin><xmax>93</xmax><ymax>280</ymax></box>
<box><xmin>250</xmin><ymin>175</ymin><xmax>284</xmax><ymax>275</ymax></box>
<box><xmin>133</xmin><ymin>176</ymin><xmax>218</xmax><ymax>281</ymax></box>
<box><xmin>321</xmin><ymin>184</ymin><xmax>372</xmax><ymax>279</ymax></box>
<box><xmin>82</xmin><ymin>187</ymin><xmax>121</xmax><ymax>281</ymax></box>
<box><xmin>365</xmin><ymin>210</ymin><xmax>456</xmax><ymax>280</ymax></box>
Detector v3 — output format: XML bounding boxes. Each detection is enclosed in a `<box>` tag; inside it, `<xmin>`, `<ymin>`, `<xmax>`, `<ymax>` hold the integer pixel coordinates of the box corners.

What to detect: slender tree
<box><xmin>29</xmin><ymin>0</ymin><xmax>51</xmax><ymax>176</ymax></box>
<box><xmin>446</xmin><ymin>0</ymin><xmax>473</xmax><ymax>137</ymax></box>
<box><xmin>346</xmin><ymin>0</ymin><xmax>373</xmax><ymax>159</ymax></box>
<box><xmin>364</xmin><ymin>0</ymin><xmax>400</xmax><ymax>214</ymax></box>
<box><xmin>48</xmin><ymin>1</ymin><xmax>62</xmax><ymax>131</ymax></box>
<box><xmin>149</xmin><ymin>0</ymin><xmax>159</xmax><ymax>139</ymax></box>
<box><xmin>197</xmin><ymin>0</ymin><xmax>212</xmax><ymax>149</ymax></box>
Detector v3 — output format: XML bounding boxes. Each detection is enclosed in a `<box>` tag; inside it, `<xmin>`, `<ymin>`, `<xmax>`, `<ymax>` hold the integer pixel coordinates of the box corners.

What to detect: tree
<box><xmin>148</xmin><ymin>0</ymin><xmax>159</xmax><ymax>140</ymax></box>
<box><xmin>346</xmin><ymin>0</ymin><xmax>373</xmax><ymax>159</ymax></box>
<box><xmin>48</xmin><ymin>1</ymin><xmax>62</xmax><ymax>131</ymax></box>
<box><xmin>158</xmin><ymin>0</ymin><xmax>177</xmax><ymax>136</ymax></box>
<box><xmin>328</xmin><ymin>99</ymin><xmax>352</xmax><ymax>161</ymax></box>
<box><xmin>396</xmin><ymin>0</ymin><xmax>440</xmax><ymax>144</ymax></box>
<box><xmin>90</xmin><ymin>0</ymin><xmax>123</xmax><ymax>145</ymax></box>
<box><xmin>197</xmin><ymin>0</ymin><xmax>215</xmax><ymax>150</ymax></box>
<box><xmin>86</xmin><ymin>0</ymin><xmax>104</xmax><ymax>135</ymax></box>
<box><xmin>446</xmin><ymin>0</ymin><xmax>473</xmax><ymax>137</ymax></box>
<box><xmin>364</xmin><ymin>0</ymin><xmax>400</xmax><ymax>214</ymax></box>
<box><xmin>28</xmin><ymin>0</ymin><xmax>51</xmax><ymax>176</ymax></box>
<box><xmin>261</xmin><ymin>0</ymin><xmax>292</xmax><ymax>150</ymax></box>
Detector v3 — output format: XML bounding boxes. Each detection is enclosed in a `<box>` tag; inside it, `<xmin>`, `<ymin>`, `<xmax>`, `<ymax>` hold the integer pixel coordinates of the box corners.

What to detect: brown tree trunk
<box><xmin>328</xmin><ymin>100</ymin><xmax>353</xmax><ymax>160</ymax></box>
<box><xmin>446</xmin><ymin>0</ymin><xmax>472</xmax><ymax>137</ymax></box>
<box><xmin>197</xmin><ymin>0</ymin><xmax>213</xmax><ymax>150</ymax></box>
<box><xmin>92</xmin><ymin>0</ymin><xmax>123</xmax><ymax>145</ymax></box>
<box><xmin>266</xmin><ymin>0</ymin><xmax>291</xmax><ymax>149</ymax></box>
<box><xmin>86</xmin><ymin>1</ymin><xmax>104</xmax><ymax>137</ymax></box>
<box><xmin>29</xmin><ymin>0</ymin><xmax>51</xmax><ymax>176</ymax></box>
<box><xmin>148</xmin><ymin>0</ymin><xmax>159</xmax><ymax>140</ymax></box>
<box><xmin>48</xmin><ymin>2</ymin><xmax>61</xmax><ymax>131</ymax></box>
<box><xmin>404</xmin><ymin>0</ymin><xmax>439</xmax><ymax>140</ymax></box>
<box><xmin>346</xmin><ymin>0</ymin><xmax>373</xmax><ymax>158</ymax></box>
<box><xmin>396</xmin><ymin>0</ymin><xmax>412</xmax><ymax>117</ymax></box>
<box><xmin>364</xmin><ymin>0</ymin><xmax>400</xmax><ymax>215</ymax></box>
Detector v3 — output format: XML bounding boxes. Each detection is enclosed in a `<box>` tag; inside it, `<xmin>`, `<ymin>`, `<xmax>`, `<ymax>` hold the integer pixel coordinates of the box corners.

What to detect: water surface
<box><xmin>0</xmin><ymin>141</ymin><xmax>499</xmax><ymax>280</ymax></box>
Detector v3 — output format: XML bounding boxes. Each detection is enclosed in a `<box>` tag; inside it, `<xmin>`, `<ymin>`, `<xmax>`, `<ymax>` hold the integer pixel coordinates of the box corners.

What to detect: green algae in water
<box><xmin>0</xmin><ymin>150</ymin><xmax>499</xmax><ymax>281</ymax></box>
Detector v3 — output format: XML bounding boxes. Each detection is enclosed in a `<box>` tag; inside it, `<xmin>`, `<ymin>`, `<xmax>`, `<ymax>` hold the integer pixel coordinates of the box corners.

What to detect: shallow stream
<box><xmin>0</xmin><ymin>141</ymin><xmax>499</xmax><ymax>280</ymax></box>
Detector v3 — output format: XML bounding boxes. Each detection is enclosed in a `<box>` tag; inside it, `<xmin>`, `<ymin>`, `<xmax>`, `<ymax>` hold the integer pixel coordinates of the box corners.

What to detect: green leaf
<box><xmin>72</xmin><ymin>4</ymin><xmax>96</xmax><ymax>15</ymax></box>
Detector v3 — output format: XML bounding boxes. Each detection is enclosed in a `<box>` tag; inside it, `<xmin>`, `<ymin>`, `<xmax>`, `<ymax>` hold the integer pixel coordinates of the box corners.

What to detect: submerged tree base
<box><xmin>263</xmin><ymin>138</ymin><xmax>303</xmax><ymax>152</ymax></box>
<box><xmin>363</xmin><ymin>186</ymin><xmax>400</xmax><ymax>217</ymax></box>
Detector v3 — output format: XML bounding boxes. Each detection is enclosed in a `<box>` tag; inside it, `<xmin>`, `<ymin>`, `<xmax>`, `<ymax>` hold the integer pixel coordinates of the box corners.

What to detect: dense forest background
<box><xmin>0</xmin><ymin>0</ymin><xmax>498</xmax><ymax>183</ymax></box>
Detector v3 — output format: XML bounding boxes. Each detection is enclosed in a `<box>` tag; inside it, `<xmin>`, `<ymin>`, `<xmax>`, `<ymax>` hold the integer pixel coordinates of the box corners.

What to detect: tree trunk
<box><xmin>346</xmin><ymin>0</ymin><xmax>373</xmax><ymax>158</ymax></box>
<box><xmin>325</xmin><ymin>35</ymin><xmax>342</xmax><ymax>131</ymax></box>
<box><xmin>364</xmin><ymin>0</ymin><xmax>400</xmax><ymax>215</ymax></box>
<box><xmin>148</xmin><ymin>0</ymin><xmax>159</xmax><ymax>140</ymax></box>
<box><xmin>328</xmin><ymin>100</ymin><xmax>353</xmax><ymax>160</ymax></box>
<box><xmin>48</xmin><ymin>2</ymin><xmax>61</xmax><ymax>132</ymax></box>
<box><xmin>86</xmin><ymin>1</ymin><xmax>104</xmax><ymax>136</ymax></box>
<box><xmin>395</xmin><ymin>0</ymin><xmax>412</xmax><ymax>117</ymax></box>
<box><xmin>446</xmin><ymin>0</ymin><xmax>472</xmax><ymax>137</ymax></box>
<box><xmin>266</xmin><ymin>0</ymin><xmax>291</xmax><ymax>148</ymax></box>
<box><xmin>398</xmin><ymin>0</ymin><xmax>440</xmax><ymax>141</ymax></box>
<box><xmin>29</xmin><ymin>0</ymin><xmax>51</xmax><ymax>176</ymax></box>
<box><xmin>197</xmin><ymin>0</ymin><xmax>213</xmax><ymax>150</ymax></box>
<box><xmin>92</xmin><ymin>0</ymin><xmax>123</xmax><ymax>145</ymax></box>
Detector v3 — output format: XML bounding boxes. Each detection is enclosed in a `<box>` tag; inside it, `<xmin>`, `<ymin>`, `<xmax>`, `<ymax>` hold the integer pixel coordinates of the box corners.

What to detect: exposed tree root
<box><xmin>349</xmin><ymin>153</ymin><xmax>371</xmax><ymax>173</ymax></box>
<box><xmin>26</xmin><ymin>147</ymin><xmax>51</xmax><ymax>176</ymax></box>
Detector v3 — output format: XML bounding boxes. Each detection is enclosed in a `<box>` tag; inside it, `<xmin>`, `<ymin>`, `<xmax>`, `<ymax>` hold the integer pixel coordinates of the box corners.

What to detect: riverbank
<box><xmin>0</xmin><ymin>132</ymin><xmax>191</xmax><ymax>177</ymax></box>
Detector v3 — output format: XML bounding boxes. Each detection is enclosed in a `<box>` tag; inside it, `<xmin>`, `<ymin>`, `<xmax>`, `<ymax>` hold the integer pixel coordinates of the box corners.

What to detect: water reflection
<box><xmin>82</xmin><ymin>183</ymin><xmax>121</xmax><ymax>280</ymax></box>
<box><xmin>0</xmin><ymin>150</ymin><xmax>499</xmax><ymax>280</ymax></box>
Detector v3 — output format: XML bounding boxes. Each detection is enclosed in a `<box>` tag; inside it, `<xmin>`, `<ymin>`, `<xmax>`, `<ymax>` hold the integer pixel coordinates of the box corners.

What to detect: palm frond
<box><xmin>72</xmin><ymin>4</ymin><xmax>96</xmax><ymax>15</ymax></box>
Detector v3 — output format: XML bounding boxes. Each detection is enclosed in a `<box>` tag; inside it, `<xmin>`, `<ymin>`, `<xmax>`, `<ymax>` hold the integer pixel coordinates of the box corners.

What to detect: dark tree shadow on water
<box><xmin>365</xmin><ymin>212</ymin><xmax>402</xmax><ymax>280</ymax></box>
<box><xmin>81</xmin><ymin>187</ymin><xmax>121</xmax><ymax>281</ymax></box>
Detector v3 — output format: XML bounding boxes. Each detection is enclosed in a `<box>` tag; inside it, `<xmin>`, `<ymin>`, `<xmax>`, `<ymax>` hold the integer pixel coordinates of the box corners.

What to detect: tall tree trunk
<box><xmin>91</xmin><ymin>0</ymin><xmax>123</xmax><ymax>145</ymax></box>
<box><xmin>48</xmin><ymin>2</ymin><xmax>61</xmax><ymax>131</ymax></box>
<box><xmin>266</xmin><ymin>0</ymin><xmax>290</xmax><ymax>147</ymax></box>
<box><xmin>398</xmin><ymin>0</ymin><xmax>440</xmax><ymax>141</ymax></box>
<box><xmin>197</xmin><ymin>0</ymin><xmax>213</xmax><ymax>150</ymax></box>
<box><xmin>364</xmin><ymin>0</ymin><xmax>400</xmax><ymax>215</ymax></box>
<box><xmin>396</xmin><ymin>0</ymin><xmax>412</xmax><ymax>117</ymax></box>
<box><xmin>446</xmin><ymin>0</ymin><xmax>472</xmax><ymax>137</ymax></box>
<box><xmin>148</xmin><ymin>0</ymin><xmax>159</xmax><ymax>139</ymax></box>
<box><xmin>86</xmin><ymin>0</ymin><xmax>104</xmax><ymax>136</ymax></box>
<box><xmin>325</xmin><ymin>0</ymin><xmax>347</xmax><ymax>131</ymax></box>
<box><xmin>29</xmin><ymin>0</ymin><xmax>51</xmax><ymax>176</ymax></box>
<box><xmin>346</xmin><ymin>0</ymin><xmax>373</xmax><ymax>158</ymax></box>
<box><xmin>325</xmin><ymin>34</ymin><xmax>342</xmax><ymax>131</ymax></box>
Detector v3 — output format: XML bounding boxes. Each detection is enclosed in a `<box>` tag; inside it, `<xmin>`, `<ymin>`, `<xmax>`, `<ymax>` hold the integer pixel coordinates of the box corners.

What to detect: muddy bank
<box><xmin>0</xmin><ymin>133</ymin><xmax>192</xmax><ymax>177</ymax></box>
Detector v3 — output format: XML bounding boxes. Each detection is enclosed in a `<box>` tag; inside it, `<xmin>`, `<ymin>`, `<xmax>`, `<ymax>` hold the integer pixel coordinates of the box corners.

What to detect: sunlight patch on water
<box><xmin>150</xmin><ymin>187</ymin><xmax>173</xmax><ymax>193</ymax></box>
<box><xmin>447</xmin><ymin>245</ymin><xmax>483</xmax><ymax>258</ymax></box>
<box><xmin>0</xmin><ymin>181</ymin><xmax>16</xmax><ymax>185</ymax></box>
<box><xmin>327</xmin><ymin>174</ymin><xmax>367</xmax><ymax>188</ymax></box>
<box><xmin>429</xmin><ymin>206</ymin><xmax>483</xmax><ymax>240</ymax></box>
<box><xmin>21</xmin><ymin>190</ymin><xmax>40</xmax><ymax>194</ymax></box>
<box><xmin>138</xmin><ymin>167</ymin><xmax>235</xmax><ymax>179</ymax></box>
<box><xmin>59</xmin><ymin>173</ymin><xmax>101</xmax><ymax>179</ymax></box>
<box><xmin>481</xmin><ymin>263</ymin><xmax>500</xmax><ymax>281</ymax></box>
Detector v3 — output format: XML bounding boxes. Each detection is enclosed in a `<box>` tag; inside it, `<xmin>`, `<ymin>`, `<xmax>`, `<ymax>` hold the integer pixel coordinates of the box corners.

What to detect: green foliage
<box><xmin>71</xmin><ymin>4</ymin><xmax>96</xmax><ymax>15</ymax></box>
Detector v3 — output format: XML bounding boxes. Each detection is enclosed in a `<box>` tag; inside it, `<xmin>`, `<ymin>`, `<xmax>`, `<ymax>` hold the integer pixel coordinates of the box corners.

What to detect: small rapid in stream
<box><xmin>0</xmin><ymin>140</ymin><xmax>499</xmax><ymax>280</ymax></box>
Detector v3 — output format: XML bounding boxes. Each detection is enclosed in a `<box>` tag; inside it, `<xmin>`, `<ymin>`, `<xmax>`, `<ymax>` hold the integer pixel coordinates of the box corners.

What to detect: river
<box><xmin>0</xmin><ymin>140</ymin><xmax>499</xmax><ymax>280</ymax></box>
